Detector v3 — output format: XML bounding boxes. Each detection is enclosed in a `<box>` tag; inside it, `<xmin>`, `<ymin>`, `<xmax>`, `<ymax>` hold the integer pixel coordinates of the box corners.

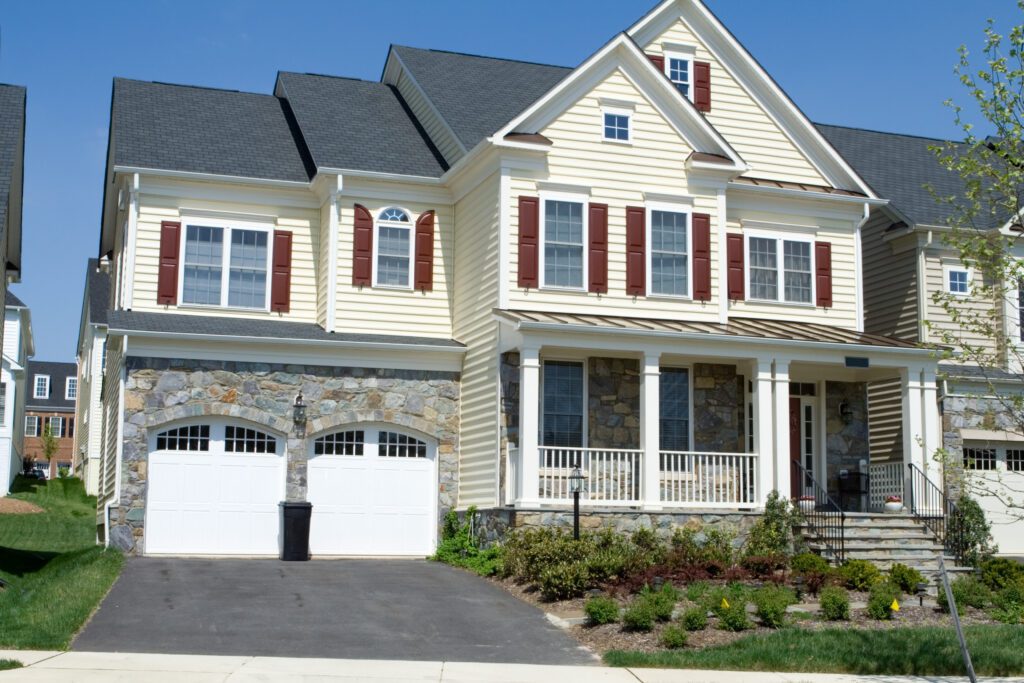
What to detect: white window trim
<box><xmin>540</xmin><ymin>358</ymin><xmax>588</xmax><ymax>448</ymax></box>
<box><xmin>308</xmin><ymin>423</ymin><xmax>436</xmax><ymax>460</ymax></box>
<box><xmin>943</xmin><ymin>263</ymin><xmax>972</xmax><ymax>297</ymax></box>
<box><xmin>149</xmin><ymin>419</ymin><xmax>283</xmax><ymax>457</ymax></box>
<box><xmin>25</xmin><ymin>415</ymin><xmax>38</xmax><ymax>437</ymax></box>
<box><xmin>600</xmin><ymin>104</ymin><xmax>633</xmax><ymax>144</ymax></box>
<box><xmin>65</xmin><ymin>377</ymin><xmax>78</xmax><ymax>401</ymax></box>
<box><xmin>646</xmin><ymin>203</ymin><xmax>692</xmax><ymax>300</ymax></box>
<box><xmin>744</xmin><ymin>230</ymin><xmax>816</xmax><ymax>307</ymax></box>
<box><xmin>177</xmin><ymin>216</ymin><xmax>274</xmax><ymax>312</ymax></box>
<box><xmin>33</xmin><ymin>375</ymin><xmax>49</xmax><ymax>400</ymax></box>
<box><xmin>658</xmin><ymin>364</ymin><xmax>694</xmax><ymax>453</ymax></box>
<box><xmin>371</xmin><ymin>206</ymin><xmax>416</xmax><ymax>291</ymax></box>
<box><xmin>47</xmin><ymin>416</ymin><xmax>63</xmax><ymax>438</ymax></box>
<box><xmin>663</xmin><ymin>47</ymin><xmax>696</xmax><ymax>103</ymax></box>
<box><xmin>539</xmin><ymin>192</ymin><xmax>589</xmax><ymax>292</ymax></box>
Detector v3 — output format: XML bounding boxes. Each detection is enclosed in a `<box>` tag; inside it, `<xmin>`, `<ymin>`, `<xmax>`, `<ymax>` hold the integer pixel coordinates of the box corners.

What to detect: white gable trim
<box><xmin>629</xmin><ymin>0</ymin><xmax>876</xmax><ymax>198</ymax></box>
<box><xmin>382</xmin><ymin>49</ymin><xmax>469</xmax><ymax>157</ymax></box>
<box><xmin>494</xmin><ymin>33</ymin><xmax>745</xmax><ymax>170</ymax></box>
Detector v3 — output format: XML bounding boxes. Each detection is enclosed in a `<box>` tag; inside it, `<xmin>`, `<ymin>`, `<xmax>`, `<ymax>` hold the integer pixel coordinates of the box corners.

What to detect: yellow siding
<box><xmin>335</xmin><ymin>200</ymin><xmax>454</xmax><ymax>338</ymax></box>
<box><xmin>923</xmin><ymin>249</ymin><xmax>998</xmax><ymax>355</ymax></box>
<box><xmin>868</xmin><ymin>376</ymin><xmax>903</xmax><ymax>463</ymax></box>
<box><xmin>452</xmin><ymin>173</ymin><xmax>501</xmax><ymax>508</ymax></box>
<box><xmin>861</xmin><ymin>213</ymin><xmax>919</xmax><ymax>341</ymax></box>
<box><xmin>643</xmin><ymin>19</ymin><xmax>828</xmax><ymax>186</ymax></box>
<box><xmin>394</xmin><ymin>70</ymin><xmax>464</xmax><ymax>166</ymax></box>
<box><xmin>130</xmin><ymin>195</ymin><xmax>320</xmax><ymax>323</ymax></box>
<box><xmin>507</xmin><ymin>68</ymin><xmax>721</xmax><ymax>321</ymax></box>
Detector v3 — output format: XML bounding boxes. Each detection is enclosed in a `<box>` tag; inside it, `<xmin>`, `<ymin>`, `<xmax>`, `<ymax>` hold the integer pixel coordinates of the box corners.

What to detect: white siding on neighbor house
<box><xmin>452</xmin><ymin>173</ymin><xmax>501</xmax><ymax>508</ymax></box>
<box><xmin>99</xmin><ymin>336</ymin><xmax>123</xmax><ymax>508</ymax></box>
<box><xmin>75</xmin><ymin>328</ymin><xmax>106</xmax><ymax>496</ymax></box>
<box><xmin>862</xmin><ymin>213</ymin><xmax>920</xmax><ymax>341</ymax></box>
<box><xmin>506</xmin><ymin>67</ymin><xmax>721</xmax><ymax>321</ymax></box>
<box><xmin>335</xmin><ymin>196</ymin><xmax>454</xmax><ymax>338</ymax></box>
<box><xmin>393</xmin><ymin>68</ymin><xmax>464</xmax><ymax>166</ymax></box>
<box><xmin>922</xmin><ymin>248</ymin><xmax>998</xmax><ymax>356</ymax></box>
<box><xmin>642</xmin><ymin>19</ymin><xmax>829</xmax><ymax>186</ymax></box>
<box><xmin>3</xmin><ymin>310</ymin><xmax>20</xmax><ymax>361</ymax></box>
<box><xmin>129</xmin><ymin>192</ymin><xmax>320</xmax><ymax>323</ymax></box>
<box><xmin>867</xmin><ymin>376</ymin><xmax>903</xmax><ymax>463</ymax></box>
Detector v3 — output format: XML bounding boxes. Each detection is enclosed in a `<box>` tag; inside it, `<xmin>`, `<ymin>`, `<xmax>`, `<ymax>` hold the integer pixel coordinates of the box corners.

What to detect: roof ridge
<box><xmin>815</xmin><ymin>120</ymin><xmax>959</xmax><ymax>145</ymax></box>
<box><xmin>116</xmin><ymin>77</ymin><xmax>273</xmax><ymax>99</ymax></box>
<box><xmin>393</xmin><ymin>44</ymin><xmax>572</xmax><ymax>71</ymax></box>
<box><xmin>278</xmin><ymin>71</ymin><xmax>378</xmax><ymax>85</ymax></box>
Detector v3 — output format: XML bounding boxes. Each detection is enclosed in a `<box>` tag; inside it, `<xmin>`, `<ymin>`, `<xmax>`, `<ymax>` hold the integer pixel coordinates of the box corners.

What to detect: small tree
<box><xmin>40</xmin><ymin>422</ymin><xmax>59</xmax><ymax>472</ymax></box>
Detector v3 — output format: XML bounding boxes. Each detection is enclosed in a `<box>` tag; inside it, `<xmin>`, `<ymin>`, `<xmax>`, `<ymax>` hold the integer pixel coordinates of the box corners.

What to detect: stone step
<box><xmin>816</xmin><ymin>549</ymin><xmax>942</xmax><ymax>563</ymax></box>
<box><xmin>836</xmin><ymin>532</ymin><xmax>938</xmax><ymax>545</ymax></box>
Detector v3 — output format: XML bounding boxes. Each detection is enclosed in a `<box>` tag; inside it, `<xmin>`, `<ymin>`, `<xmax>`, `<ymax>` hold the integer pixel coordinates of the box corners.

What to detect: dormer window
<box><xmin>945</xmin><ymin>265</ymin><xmax>970</xmax><ymax>295</ymax></box>
<box><xmin>374</xmin><ymin>207</ymin><xmax>413</xmax><ymax>289</ymax></box>
<box><xmin>603</xmin><ymin>112</ymin><xmax>630</xmax><ymax>142</ymax></box>
<box><xmin>668</xmin><ymin>56</ymin><xmax>691</xmax><ymax>98</ymax></box>
<box><xmin>34</xmin><ymin>375</ymin><xmax>49</xmax><ymax>400</ymax></box>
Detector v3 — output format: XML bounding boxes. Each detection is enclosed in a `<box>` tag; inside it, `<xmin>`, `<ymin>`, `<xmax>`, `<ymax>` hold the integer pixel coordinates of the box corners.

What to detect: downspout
<box><xmin>122</xmin><ymin>174</ymin><xmax>139</xmax><ymax>310</ymax></box>
<box><xmin>717</xmin><ymin>188</ymin><xmax>728</xmax><ymax>324</ymax></box>
<box><xmin>854</xmin><ymin>203</ymin><xmax>869</xmax><ymax>332</ymax></box>
<box><xmin>326</xmin><ymin>175</ymin><xmax>341</xmax><ymax>333</ymax></box>
<box><xmin>103</xmin><ymin>337</ymin><xmax>127</xmax><ymax>548</ymax></box>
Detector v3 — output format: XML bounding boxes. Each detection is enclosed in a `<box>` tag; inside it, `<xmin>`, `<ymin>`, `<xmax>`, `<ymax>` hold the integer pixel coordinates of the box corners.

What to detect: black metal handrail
<box><xmin>907</xmin><ymin>463</ymin><xmax>966</xmax><ymax>566</ymax></box>
<box><xmin>792</xmin><ymin>460</ymin><xmax>845</xmax><ymax>564</ymax></box>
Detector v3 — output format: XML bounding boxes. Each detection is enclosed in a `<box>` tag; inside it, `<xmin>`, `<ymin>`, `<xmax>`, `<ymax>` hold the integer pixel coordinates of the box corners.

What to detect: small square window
<box><xmin>947</xmin><ymin>268</ymin><xmax>969</xmax><ymax>295</ymax></box>
<box><xmin>603</xmin><ymin>112</ymin><xmax>630</xmax><ymax>141</ymax></box>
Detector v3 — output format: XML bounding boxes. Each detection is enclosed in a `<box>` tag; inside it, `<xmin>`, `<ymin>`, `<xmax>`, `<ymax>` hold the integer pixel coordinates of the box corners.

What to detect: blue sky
<box><xmin>0</xmin><ymin>0</ymin><xmax>1018</xmax><ymax>361</ymax></box>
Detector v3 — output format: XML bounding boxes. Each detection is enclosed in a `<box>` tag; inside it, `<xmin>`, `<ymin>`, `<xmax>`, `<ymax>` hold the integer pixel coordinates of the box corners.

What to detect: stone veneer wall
<box><xmin>693</xmin><ymin>364</ymin><xmax>744</xmax><ymax>452</ymax></box>
<box><xmin>824</xmin><ymin>381</ymin><xmax>869</xmax><ymax>504</ymax></box>
<box><xmin>588</xmin><ymin>357</ymin><xmax>640</xmax><ymax>449</ymax></box>
<box><xmin>110</xmin><ymin>357</ymin><xmax>459</xmax><ymax>554</ymax></box>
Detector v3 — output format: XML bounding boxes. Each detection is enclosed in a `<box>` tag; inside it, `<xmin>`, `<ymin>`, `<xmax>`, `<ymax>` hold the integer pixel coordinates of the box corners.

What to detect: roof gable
<box><xmin>26</xmin><ymin>360</ymin><xmax>77</xmax><ymax>411</ymax></box>
<box><xmin>0</xmin><ymin>84</ymin><xmax>26</xmax><ymax>274</ymax></box>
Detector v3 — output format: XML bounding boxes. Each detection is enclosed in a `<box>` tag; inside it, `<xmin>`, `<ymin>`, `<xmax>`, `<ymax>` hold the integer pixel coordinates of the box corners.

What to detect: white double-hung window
<box><xmin>181</xmin><ymin>219</ymin><xmax>271</xmax><ymax>309</ymax></box>
<box><xmin>541</xmin><ymin>195</ymin><xmax>586</xmax><ymax>289</ymax></box>
<box><xmin>33</xmin><ymin>375</ymin><xmax>49</xmax><ymax>400</ymax></box>
<box><xmin>374</xmin><ymin>207</ymin><xmax>413</xmax><ymax>289</ymax></box>
<box><xmin>649</xmin><ymin>207</ymin><xmax>690</xmax><ymax>297</ymax></box>
<box><xmin>664</xmin><ymin>46</ymin><xmax>695</xmax><ymax>101</ymax></box>
<box><xmin>747</xmin><ymin>234</ymin><xmax>813</xmax><ymax>304</ymax></box>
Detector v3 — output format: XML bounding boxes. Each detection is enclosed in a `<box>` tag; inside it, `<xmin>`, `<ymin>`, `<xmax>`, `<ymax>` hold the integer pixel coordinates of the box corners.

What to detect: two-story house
<box><xmin>821</xmin><ymin>123</ymin><xmax>1024</xmax><ymax>555</ymax></box>
<box><xmin>84</xmin><ymin>0</ymin><xmax>941</xmax><ymax>557</ymax></box>
<box><xmin>0</xmin><ymin>85</ymin><xmax>26</xmax><ymax>358</ymax></box>
<box><xmin>73</xmin><ymin>259</ymin><xmax>110</xmax><ymax>495</ymax></box>
<box><xmin>1</xmin><ymin>291</ymin><xmax>33</xmax><ymax>493</ymax></box>
<box><xmin>25</xmin><ymin>361</ymin><xmax>78</xmax><ymax>478</ymax></box>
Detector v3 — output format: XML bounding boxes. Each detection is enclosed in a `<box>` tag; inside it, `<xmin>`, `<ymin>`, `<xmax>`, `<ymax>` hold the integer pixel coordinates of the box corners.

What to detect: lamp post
<box><xmin>569</xmin><ymin>465</ymin><xmax>586</xmax><ymax>541</ymax></box>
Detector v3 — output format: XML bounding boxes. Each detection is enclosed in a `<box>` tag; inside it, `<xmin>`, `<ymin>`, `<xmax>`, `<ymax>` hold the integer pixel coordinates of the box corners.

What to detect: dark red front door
<box><xmin>789</xmin><ymin>397</ymin><xmax>802</xmax><ymax>499</ymax></box>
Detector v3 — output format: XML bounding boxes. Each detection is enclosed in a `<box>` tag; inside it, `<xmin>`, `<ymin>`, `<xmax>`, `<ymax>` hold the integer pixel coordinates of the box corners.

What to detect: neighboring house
<box><xmin>85</xmin><ymin>0</ymin><xmax>941</xmax><ymax>558</ymax></box>
<box><xmin>73</xmin><ymin>259</ymin><xmax>110</xmax><ymax>495</ymax></box>
<box><xmin>820</xmin><ymin>123</ymin><xmax>1024</xmax><ymax>554</ymax></box>
<box><xmin>0</xmin><ymin>85</ymin><xmax>26</xmax><ymax>357</ymax></box>
<box><xmin>25</xmin><ymin>361</ymin><xmax>78</xmax><ymax>479</ymax></box>
<box><xmin>1</xmin><ymin>291</ymin><xmax>33</xmax><ymax>493</ymax></box>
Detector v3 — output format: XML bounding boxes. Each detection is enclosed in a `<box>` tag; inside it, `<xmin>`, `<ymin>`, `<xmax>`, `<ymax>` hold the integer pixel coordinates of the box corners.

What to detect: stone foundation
<box><xmin>110</xmin><ymin>356</ymin><xmax>460</xmax><ymax>554</ymax></box>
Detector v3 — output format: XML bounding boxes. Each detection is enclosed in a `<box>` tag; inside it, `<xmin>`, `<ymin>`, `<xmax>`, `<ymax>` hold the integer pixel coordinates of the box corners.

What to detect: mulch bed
<box><xmin>0</xmin><ymin>498</ymin><xmax>43</xmax><ymax>514</ymax></box>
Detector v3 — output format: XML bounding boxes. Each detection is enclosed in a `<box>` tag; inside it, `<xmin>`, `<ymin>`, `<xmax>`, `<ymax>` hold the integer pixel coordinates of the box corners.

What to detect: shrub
<box><xmin>948</xmin><ymin>496</ymin><xmax>997</xmax><ymax>566</ymax></box>
<box><xmin>701</xmin><ymin>528</ymin><xmax>737</xmax><ymax>568</ymax></box>
<box><xmin>866</xmin><ymin>582</ymin><xmax>901</xmax><ymax>620</ymax></box>
<box><xmin>839</xmin><ymin>559</ymin><xmax>882</xmax><ymax>591</ymax></box>
<box><xmin>622</xmin><ymin>600</ymin><xmax>656</xmax><ymax>632</ymax></box>
<box><xmin>752</xmin><ymin>585</ymin><xmax>796</xmax><ymax>629</ymax></box>
<box><xmin>584</xmin><ymin>595</ymin><xmax>619</xmax><ymax>625</ymax></box>
<box><xmin>937</xmin><ymin>575</ymin><xmax>991</xmax><ymax>612</ymax></box>
<box><xmin>999</xmin><ymin>579</ymin><xmax>1024</xmax><ymax>607</ymax></box>
<box><xmin>681</xmin><ymin>606</ymin><xmax>708</xmax><ymax>631</ymax></box>
<box><xmin>888</xmin><ymin>563</ymin><xmax>925</xmax><ymax>593</ymax></box>
<box><xmin>716</xmin><ymin>599</ymin><xmax>752</xmax><ymax>632</ymax></box>
<box><xmin>685</xmin><ymin>580</ymin><xmax>709</xmax><ymax>603</ymax></box>
<box><xmin>741</xmin><ymin>554</ymin><xmax>788</xmax><ymax>579</ymax></box>
<box><xmin>743</xmin><ymin>490</ymin><xmax>798</xmax><ymax>557</ymax></box>
<box><xmin>539</xmin><ymin>561</ymin><xmax>590</xmax><ymax>601</ymax></box>
<box><xmin>432</xmin><ymin>507</ymin><xmax>503</xmax><ymax>576</ymax></box>
<box><xmin>791</xmin><ymin>552</ymin><xmax>830</xmax><ymax>575</ymax></box>
<box><xmin>502</xmin><ymin>528</ymin><xmax>588</xmax><ymax>583</ymax></box>
<box><xmin>639</xmin><ymin>582</ymin><xmax>679</xmax><ymax>622</ymax></box>
<box><xmin>990</xmin><ymin>605</ymin><xmax>1024</xmax><ymax>624</ymax></box>
<box><xmin>660</xmin><ymin>625</ymin><xmax>688</xmax><ymax>649</ymax></box>
<box><xmin>819</xmin><ymin>586</ymin><xmax>850</xmax><ymax>621</ymax></box>
<box><xmin>980</xmin><ymin>557</ymin><xmax>1024</xmax><ymax>591</ymax></box>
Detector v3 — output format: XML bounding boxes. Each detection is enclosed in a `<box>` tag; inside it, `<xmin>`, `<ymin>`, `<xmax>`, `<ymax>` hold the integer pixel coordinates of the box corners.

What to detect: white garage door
<box><xmin>308</xmin><ymin>427</ymin><xmax>436</xmax><ymax>556</ymax></box>
<box><xmin>963</xmin><ymin>444</ymin><xmax>1024</xmax><ymax>555</ymax></box>
<box><xmin>145</xmin><ymin>422</ymin><xmax>285</xmax><ymax>555</ymax></box>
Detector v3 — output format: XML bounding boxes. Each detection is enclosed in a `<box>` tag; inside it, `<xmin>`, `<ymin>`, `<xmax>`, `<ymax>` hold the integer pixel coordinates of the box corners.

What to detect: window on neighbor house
<box><xmin>542</xmin><ymin>360</ymin><xmax>584</xmax><ymax>447</ymax></box>
<box><xmin>46</xmin><ymin>417</ymin><xmax>63</xmax><ymax>439</ymax></box>
<box><xmin>667</xmin><ymin>55</ymin><xmax>692</xmax><ymax>99</ymax></box>
<box><xmin>1018</xmin><ymin>283</ymin><xmax>1024</xmax><ymax>343</ymax></box>
<box><xmin>374</xmin><ymin>207</ymin><xmax>413</xmax><ymax>288</ymax></box>
<box><xmin>659</xmin><ymin>368</ymin><xmax>690</xmax><ymax>452</ymax></box>
<box><xmin>748</xmin><ymin>236</ymin><xmax>813</xmax><ymax>304</ymax></box>
<box><xmin>65</xmin><ymin>377</ymin><xmax>77</xmax><ymax>401</ymax></box>
<box><xmin>650</xmin><ymin>210</ymin><xmax>690</xmax><ymax>297</ymax></box>
<box><xmin>33</xmin><ymin>375</ymin><xmax>49</xmax><ymax>400</ymax></box>
<box><xmin>542</xmin><ymin>199</ymin><xmax>585</xmax><ymax>289</ymax></box>
<box><xmin>24</xmin><ymin>415</ymin><xmax>38</xmax><ymax>437</ymax></box>
<box><xmin>0</xmin><ymin>382</ymin><xmax>6</xmax><ymax>423</ymax></box>
<box><xmin>964</xmin><ymin>447</ymin><xmax>996</xmax><ymax>471</ymax></box>
<box><xmin>947</xmin><ymin>267</ymin><xmax>970</xmax><ymax>295</ymax></box>
<box><xmin>182</xmin><ymin>223</ymin><xmax>270</xmax><ymax>309</ymax></box>
<box><xmin>602</xmin><ymin>111</ymin><xmax>630</xmax><ymax>142</ymax></box>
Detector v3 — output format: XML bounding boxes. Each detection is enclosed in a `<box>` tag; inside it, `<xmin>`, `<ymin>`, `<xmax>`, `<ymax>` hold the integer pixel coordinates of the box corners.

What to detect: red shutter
<box><xmin>517</xmin><ymin>196</ymin><xmax>540</xmax><ymax>288</ymax></box>
<box><xmin>270</xmin><ymin>230</ymin><xmax>292</xmax><ymax>312</ymax></box>
<box><xmin>815</xmin><ymin>241</ymin><xmax>833</xmax><ymax>307</ymax></box>
<box><xmin>352</xmin><ymin>204</ymin><xmax>373</xmax><ymax>286</ymax></box>
<box><xmin>157</xmin><ymin>221</ymin><xmax>181</xmax><ymax>305</ymax></box>
<box><xmin>647</xmin><ymin>54</ymin><xmax>665</xmax><ymax>71</ymax></box>
<box><xmin>626</xmin><ymin>206</ymin><xmax>646</xmax><ymax>296</ymax></box>
<box><xmin>726</xmin><ymin>233</ymin><xmax>744</xmax><ymax>300</ymax></box>
<box><xmin>588</xmin><ymin>203</ymin><xmax>608</xmax><ymax>294</ymax></box>
<box><xmin>692</xmin><ymin>213</ymin><xmax>711</xmax><ymax>301</ymax></box>
<box><xmin>414</xmin><ymin>210</ymin><xmax>435</xmax><ymax>291</ymax></box>
<box><xmin>694</xmin><ymin>61</ymin><xmax>711</xmax><ymax>112</ymax></box>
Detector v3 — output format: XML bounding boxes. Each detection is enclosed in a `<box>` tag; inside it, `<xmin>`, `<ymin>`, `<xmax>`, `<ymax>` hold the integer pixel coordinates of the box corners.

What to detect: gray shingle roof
<box><xmin>391</xmin><ymin>46</ymin><xmax>571</xmax><ymax>150</ymax></box>
<box><xmin>0</xmin><ymin>84</ymin><xmax>26</xmax><ymax>249</ymax></box>
<box><xmin>84</xmin><ymin>259</ymin><xmax>110</xmax><ymax>326</ymax></box>
<box><xmin>274</xmin><ymin>72</ymin><xmax>447</xmax><ymax>177</ymax></box>
<box><xmin>939</xmin><ymin>362</ymin><xmax>1024</xmax><ymax>384</ymax></box>
<box><xmin>111</xmin><ymin>78</ymin><xmax>313</xmax><ymax>182</ymax></box>
<box><xmin>815</xmin><ymin>123</ymin><xmax>982</xmax><ymax>228</ymax></box>
<box><xmin>107</xmin><ymin>310</ymin><xmax>464</xmax><ymax>348</ymax></box>
<box><xmin>26</xmin><ymin>361</ymin><xmax>77</xmax><ymax>412</ymax></box>
<box><xmin>5</xmin><ymin>290</ymin><xmax>25</xmax><ymax>308</ymax></box>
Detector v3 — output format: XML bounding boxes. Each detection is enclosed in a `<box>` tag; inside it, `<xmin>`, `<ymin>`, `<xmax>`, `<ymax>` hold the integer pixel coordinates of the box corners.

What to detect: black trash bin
<box><xmin>280</xmin><ymin>501</ymin><xmax>312</xmax><ymax>561</ymax></box>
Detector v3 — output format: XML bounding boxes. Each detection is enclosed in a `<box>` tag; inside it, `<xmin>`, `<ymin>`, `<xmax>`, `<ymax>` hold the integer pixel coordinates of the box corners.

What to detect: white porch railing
<box><xmin>538</xmin><ymin>447</ymin><xmax>642</xmax><ymax>505</ymax></box>
<box><xmin>659</xmin><ymin>451</ymin><xmax>758</xmax><ymax>507</ymax></box>
<box><xmin>868</xmin><ymin>461</ymin><xmax>904</xmax><ymax>511</ymax></box>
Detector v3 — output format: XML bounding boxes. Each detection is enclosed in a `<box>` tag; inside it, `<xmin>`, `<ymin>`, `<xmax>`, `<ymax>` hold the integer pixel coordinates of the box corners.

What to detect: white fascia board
<box><xmin>138</xmin><ymin>174</ymin><xmax>320</xmax><ymax>210</ymax></box>
<box><xmin>317</xmin><ymin>167</ymin><xmax>443</xmax><ymax>186</ymax></box>
<box><xmin>727</xmin><ymin>181</ymin><xmax>887</xmax><ymax>207</ymax></box>
<box><xmin>334</xmin><ymin>174</ymin><xmax>453</xmax><ymax>205</ymax></box>
<box><xmin>113</xmin><ymin>165</ymin><xmax>310</xmax><ymax>189</ymax></box>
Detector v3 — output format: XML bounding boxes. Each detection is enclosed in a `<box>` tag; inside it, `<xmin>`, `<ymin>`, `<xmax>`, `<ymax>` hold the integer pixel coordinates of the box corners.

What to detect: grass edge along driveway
<box><xmin>0</xmin><ymin>477</ymin><xmax>123</xmax><ymax>650</ymax></box>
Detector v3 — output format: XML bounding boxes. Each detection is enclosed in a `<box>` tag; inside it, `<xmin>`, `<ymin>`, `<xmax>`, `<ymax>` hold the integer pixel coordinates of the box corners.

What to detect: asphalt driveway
<box><xmin>72</xmin><ymin>558</ymin><xmax>595</xmax><ymax>664</ymax></box>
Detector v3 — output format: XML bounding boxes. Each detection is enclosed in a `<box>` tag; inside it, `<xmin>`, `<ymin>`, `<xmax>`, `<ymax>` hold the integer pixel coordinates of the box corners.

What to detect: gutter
<box><xmin>727</xmin><ymin>181</ymin><xmax>889</xmax><ymax>206</ymax></box>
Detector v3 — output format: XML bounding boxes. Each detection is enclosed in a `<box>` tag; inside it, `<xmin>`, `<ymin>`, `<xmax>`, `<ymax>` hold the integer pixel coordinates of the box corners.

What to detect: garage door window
<box><xmin>964</xmin><ymin>447</ymin><xmax>997</xmax><ymax>471</ymax></box>
<box><xmin>380</xmin><ymin>431</ymin><xmax>427</xmax><ymax>458</ymax></box>
<box><xmin>314</xmin><ymin>430</ymin><xmax>365</xmax><ymax>456</ymax></box>
<box><xmin>156</xmin><ymin>425</ymin><xmax>210</xmax><ymax>451</ymax></box>
<box><xmin>225</xmin><ymin>425</ymin><xmax>277</xmax><ymax>453</ymax></box>
<box><xmin>1008</xmin><ymin>449</ymin><xmax>1024</xmax><ymax>472</ymax></box>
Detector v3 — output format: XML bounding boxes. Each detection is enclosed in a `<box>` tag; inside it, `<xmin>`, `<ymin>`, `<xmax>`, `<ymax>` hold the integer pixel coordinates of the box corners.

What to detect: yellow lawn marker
<box><xmin>721</xmin><ymin>597</ymin><xmax>730</xmax><ymax>609</ymax></box>
<box><xmin>891</xmin><ymin>598</ymin><xmax>900</xmax><ymax>612</ymax></box>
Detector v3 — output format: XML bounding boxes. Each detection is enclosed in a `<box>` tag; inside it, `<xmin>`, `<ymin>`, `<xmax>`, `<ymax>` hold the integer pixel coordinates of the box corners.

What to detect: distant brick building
<box><xmin>24</xmin><ymin>361</ymin><xmax>77</xmax><ymax>478</ymax></box>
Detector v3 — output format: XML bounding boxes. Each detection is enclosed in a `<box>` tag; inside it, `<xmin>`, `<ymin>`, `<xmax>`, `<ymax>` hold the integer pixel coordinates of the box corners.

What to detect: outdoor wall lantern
<box><xmin>293</xmin><ymin>392</ymin><xmax>307</xmax><ymax>435</ymax></box>
<box><xmin>569</xmin><ymin>465</ymin><xmax>587</xmax><ymax>541</ymax></box>
<box><xmin>838</xmin><ymin>400</ymin><xmax>854</xmax><ymax>424</ymax></box>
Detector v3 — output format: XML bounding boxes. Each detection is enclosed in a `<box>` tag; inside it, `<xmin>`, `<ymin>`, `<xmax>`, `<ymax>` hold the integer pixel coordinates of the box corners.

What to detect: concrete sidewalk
<box><xmin>1</xmin><ymin>651</ymin><xmax>1022</xmax><ymax>683</ymax></box>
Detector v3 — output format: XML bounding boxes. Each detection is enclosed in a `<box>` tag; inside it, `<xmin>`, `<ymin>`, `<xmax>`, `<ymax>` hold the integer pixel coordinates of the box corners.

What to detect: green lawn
<box><xmin>605</xmin><ymin>625</ymin><xmax>1024</xmax><ymax>676</ymax></box>
<box><xmin>0</xmin><ymin>477</ymin><xmax>123</xmax><ymax>650</ymax></box>
<box><xmin>0</xmin><ymin>659</ymin><xmax>22</xmax><ymax>671</ymax></box>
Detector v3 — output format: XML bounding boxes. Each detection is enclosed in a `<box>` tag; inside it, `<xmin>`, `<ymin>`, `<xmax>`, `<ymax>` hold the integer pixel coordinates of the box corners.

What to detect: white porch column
<box><xmin>753</xmin><ymin>360</ymin><xmax>774</xmax><ymax>505</ymax></box>
<box><xmin>921</xmin><ymin>366</ymin><xmax>941</xmax><ymax>480</ymax></box>
<box><xmin>517</xmin><ymin>345</ymin><xmax>541</xmax><ymax>506</ymax></box>
<box><xmin>773</xmin><ymin>359</ymin><xmax>791</xmax><ymax>499</ymax></box>
<box><xmin>901</xmin><ymin>366</ymin><xmax>926</xmax><ymax>474</ymax></box>
<box><xmin>640</xmin><ymin>352</ymin><xmax>661</xmax><ymax>509</ymax></box>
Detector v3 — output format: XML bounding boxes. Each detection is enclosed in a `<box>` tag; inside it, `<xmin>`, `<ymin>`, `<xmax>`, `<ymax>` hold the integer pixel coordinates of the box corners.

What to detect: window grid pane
<box><xmin>25</xmin><ymin>415</ymin><xmax>38</xmax><ymax>437</ymax></box>
<box><xmin>949</xmin><ymin>270</ymin><xmax>968</xmax><ymax>294</ymax></box>
<box><xmin>544</xmin><ymin>201</ymin><xmax>584</xmax><ymax>288</ymax></box>
<box><xmin>227</xmin><ymin>230</ymin><xmax>268</xmax><ymax>308</ymax></box>
<box><xmin>542</xmin><ymin>361</ymin><xmax>584</xmax><ymax>447</ymax></box>
<box><xmin>379</xmin><ymin>431</ymin><xmax>427</xmax><ymax>458</ymax></box>
<box><xmin>603</xmin><ymin>113</ymin><xmax>629</xmax><ymax>141</ymax></box>
<box><xmin>749</xmin><ymin>237</ymin><xmax>777</xmax><ymax>300</ymax></box>
<box><xmin>156</xmin><ymin>424</ymin><xmax>210</xmax><ymax>452</ymax></box>
<box><xmin>964</xmin><ymin>447</ymin><xmax>996</xmax><ymax>471</ymax></box>
<box><xmin>377</xmin><ymin>225</ymin><xmax>411</xmax><ymax>287</ymax></box>
<box><xmin>783</xmin><ymin>240</ymin><xmax>812</xmax><ymax>303</ymax></box>
<box><xmin>224</xmin><ymin>425</ymin><xmax>276</xmax><ymax>453</ymax></box>
<box><xmin>669</xmin><ymin>58</ymin><xmax>690</xmax><ymax>97</ymax></box>
<box><xmin>314</xmin><ymin>430</ymin><xmax>365</xmax><ymax>456</ymax></box>
<box><xmin>1007</xmin><ymin>449</ymin><xmax>1024</xmax><ymax>472</ymax></box>
<box><xmin>659</xmin><ymin>368</ymin><xmax>690</xmax><ymax>452</ymax></box>
<box><xmin>183</xmin><ymin>226</ymin><xmax>224</xmax><ymax>305</ymax></box>
<box><xmin>650</xmin><ymin>210</ymin><xmax>688</xmax><ymax>296</ymax></box>
<box><xmin>66</xmin><ymin>378</ymin><xmax>78</xmax><ymax>400</ymax></box>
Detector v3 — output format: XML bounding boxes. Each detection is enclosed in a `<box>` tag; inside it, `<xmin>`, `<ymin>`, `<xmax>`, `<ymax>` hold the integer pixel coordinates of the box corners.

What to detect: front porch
<box><xmin>497</xmin><ymin>311</ymin><xmax>942</xmax><ymax>514</ymax></box>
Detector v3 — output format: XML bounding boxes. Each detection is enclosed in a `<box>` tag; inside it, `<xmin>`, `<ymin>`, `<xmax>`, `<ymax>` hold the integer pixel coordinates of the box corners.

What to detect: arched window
<box><xmin>380</xmin><ymin>431</ymin><xmax>427</xmax><ymax>458</ymax></box>
<box><xmin>314</xmin><ymin>430</ymin><xmax>364</xmax><ymax>456</ymax></box>
<box><xmin>152</xmin><ymin>422</ymin><xmax>278</xmax><ymax>455</ymax></box>
<box><xmin>375</xmin><ymin>207</ymin><xmax>413</xmax><ymax>289</ymax></box>
<box><xmin>311</xmin><ymin>427</ymin><xmax>431</xmax><ymax>459</ymax></box>
<box><xmin>156</xmin><ymin>425</ymin><xmax>210</xmax><ymax>452</ymax></box>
